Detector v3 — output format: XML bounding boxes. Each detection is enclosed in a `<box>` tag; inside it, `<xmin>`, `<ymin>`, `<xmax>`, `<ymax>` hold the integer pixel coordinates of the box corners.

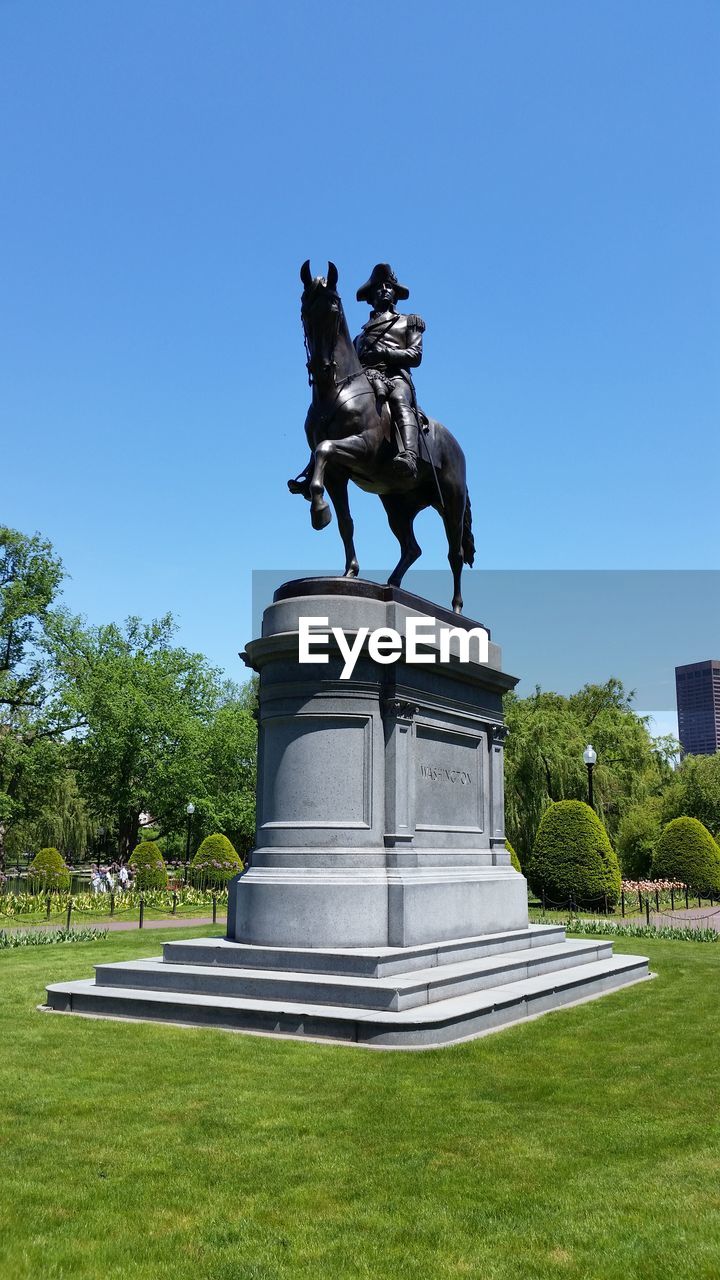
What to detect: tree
<box><xmin>0</xmin><ymin>528</ymin><xmax>79</xmax><ymax>869</ymax></box>
<box><xmin>615</xmin><ymin>798</ymin><xmax>663</xmax><ymax>879</ymax></box>
<box><xmin>530</xmin><ymin>800</ymin><xmax>622</xmax><ymax>909</ymax></box>
<box><xmin>194</xmin><ymin>694</ymin><xmax>257</xmax><ymax>856</ymax></box>
<box><xmin>661</xmin><ymin>754</ymin><xmax>720</xmax><ymax>840</ymax></box>
<box><xmin>504</xmin><ymin>680</ymin><xmax>676</xmax><ymax>865</ymax></box>
<box><xmin>54</xmin><ymin>614</ymin><xmax>222</xmax><ymax>859</ymax></box>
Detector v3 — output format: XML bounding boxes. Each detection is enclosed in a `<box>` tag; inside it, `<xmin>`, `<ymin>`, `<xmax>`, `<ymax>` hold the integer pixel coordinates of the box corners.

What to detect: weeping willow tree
<box><xmin>504</xmin><ymin>689</ymin><xmax>587</xmax><ymax>864</ymax></box>
<box><xmin>504</xmin><ymin>680</ymin><xmax>676</xmax><ymax>865</ymax></box>
<box><xmin>5</xmin><ymin>770</ymin><xmax>97</xmax><ymax>862</ymax></box>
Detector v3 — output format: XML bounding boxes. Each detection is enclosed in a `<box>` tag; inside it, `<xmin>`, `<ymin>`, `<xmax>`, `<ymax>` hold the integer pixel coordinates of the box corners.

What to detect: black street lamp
<box><xmin>583</xmin><ymin>744</ymin><xmax>597</xmax><ymax>809</ymax></box>
<box><xmin>184</xmin><ymin>802</ymin><xmax>195</xmax><ymax>882</ymax></box>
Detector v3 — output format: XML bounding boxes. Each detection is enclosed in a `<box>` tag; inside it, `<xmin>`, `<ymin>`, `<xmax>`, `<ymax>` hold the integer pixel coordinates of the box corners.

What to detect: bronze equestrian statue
<box><xmin>288</xmin><ymin>261</ymin><xmax>474</xmax><ymax>613</ymax></box>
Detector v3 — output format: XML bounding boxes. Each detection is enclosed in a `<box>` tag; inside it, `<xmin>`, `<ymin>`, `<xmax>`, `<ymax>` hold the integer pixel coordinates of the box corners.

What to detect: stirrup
<box><xmin>391</xmin><ymin>451</ymin><xmax>418</xmax><ymax>479</ymax></box>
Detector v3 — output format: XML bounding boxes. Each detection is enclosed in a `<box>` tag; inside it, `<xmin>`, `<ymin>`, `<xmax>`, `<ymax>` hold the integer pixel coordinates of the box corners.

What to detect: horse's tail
<box><xmin>462</xmin><ymin>489</ymin><xmax>475</xmax><ymax>567</ymax></box>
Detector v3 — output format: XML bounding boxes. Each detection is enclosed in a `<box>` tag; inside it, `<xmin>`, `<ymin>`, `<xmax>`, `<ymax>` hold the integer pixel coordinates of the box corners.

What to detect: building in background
<box><xmin>675</xmin><ymin>660</ymin><xmax>720</xmax><ymax>756</ymax></box>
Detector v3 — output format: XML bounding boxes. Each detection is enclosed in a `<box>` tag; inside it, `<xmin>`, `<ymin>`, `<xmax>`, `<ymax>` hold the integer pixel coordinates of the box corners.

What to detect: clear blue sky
<box><xmin>2</xmin><ymin>0</ymin><xmax>718</xmax><ymax>722</ymax></box>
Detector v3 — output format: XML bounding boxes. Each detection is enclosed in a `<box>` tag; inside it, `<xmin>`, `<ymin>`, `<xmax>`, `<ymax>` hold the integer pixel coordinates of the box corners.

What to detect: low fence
<box><xmin>530</xmin><ymin>886</ymin><xmax>720</xmax><ymax>934</ymax></box>
<box><xmin>0</xmin><ymin>887</ymin><xmax>229</xmax><ymax>933</ymax></box>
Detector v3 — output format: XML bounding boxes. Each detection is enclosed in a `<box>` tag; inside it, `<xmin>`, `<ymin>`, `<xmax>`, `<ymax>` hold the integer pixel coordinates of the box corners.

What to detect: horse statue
<box><xmin>292</xmin><ymin>260</ymin><xmax>474</xmax><ymax>614</ymax></box>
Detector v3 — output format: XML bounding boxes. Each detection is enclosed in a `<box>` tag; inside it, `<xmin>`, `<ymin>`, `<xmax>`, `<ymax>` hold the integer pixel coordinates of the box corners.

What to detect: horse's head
<box><xmin>300</xmin><ymin>259</ymin><xmax>343</xmax><ymax>385</ymax></box>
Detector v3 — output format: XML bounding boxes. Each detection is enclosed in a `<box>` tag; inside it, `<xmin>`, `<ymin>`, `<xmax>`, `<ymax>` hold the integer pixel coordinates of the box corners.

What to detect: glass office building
<box><xmin>675</xmin><ymin>660</ymin><xmax>720</xmax><ymax>756</ymax></box>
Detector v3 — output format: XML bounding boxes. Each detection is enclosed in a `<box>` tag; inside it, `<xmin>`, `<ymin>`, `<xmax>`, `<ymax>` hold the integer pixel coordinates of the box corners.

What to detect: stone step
<box><xmin>44</xmin><ymin>953</ymin><xmax>651</xmax><ymax>1048</ymax></box>
<box><xmin>162</xmin><ymin>923</ymin><xmax>568</xmax><ymax>978</ymax></box>
<box><xmin>93</xmin><ymin>939</ymin><xmax>613</xmax><ymax>1012</ymax></box>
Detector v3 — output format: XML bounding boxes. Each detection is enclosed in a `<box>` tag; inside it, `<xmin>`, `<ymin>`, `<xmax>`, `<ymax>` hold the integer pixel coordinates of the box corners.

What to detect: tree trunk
<box><xmin>118</xmin><ymin>811</ymin><xmax>141</xmax><ymax>861</ymax></box>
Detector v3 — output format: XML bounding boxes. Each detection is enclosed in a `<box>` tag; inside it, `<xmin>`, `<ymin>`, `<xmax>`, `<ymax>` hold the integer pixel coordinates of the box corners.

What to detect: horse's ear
<box><xmin>326</xmin><ymin>261</ymin><xmax>338</xmax><ymax>290</ymax></box>
<box><xmin>300</xmin><ymin>260</ymin><xmax>312</xmax><ymax>289</ymax></box>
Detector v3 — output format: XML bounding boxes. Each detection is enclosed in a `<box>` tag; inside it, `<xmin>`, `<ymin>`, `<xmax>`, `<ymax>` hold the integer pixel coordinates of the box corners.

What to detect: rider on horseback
<box><xmin>354</xmin><ymin>263</ymin><xmax>425</xmax><ymax>480</ymax></box>
<box><xmin>288</xmin><ymin>263</ymin><xmax>425</xmax><ymax>496</ymax></box>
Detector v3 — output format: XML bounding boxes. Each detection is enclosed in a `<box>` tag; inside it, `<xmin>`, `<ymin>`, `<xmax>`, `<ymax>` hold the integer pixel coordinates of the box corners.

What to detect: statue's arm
<box><xmin>374</xmin><ymin>317</ymin><xmax>424</xmax><ymax>371</ymax></box>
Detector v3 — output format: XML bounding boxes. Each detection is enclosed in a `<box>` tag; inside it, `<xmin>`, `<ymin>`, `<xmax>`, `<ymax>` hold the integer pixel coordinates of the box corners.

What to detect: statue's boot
<box><xmin>287</xmin><ymin>472</ymin><xmax>312</xmax><ymax>500</ymax></box>
<box><xmin>390</xmin><ymin>408</ymin><xmax>420</xmax><ymax>480</ymax></box>
<box><xmin>390</xmin><ymin>450</ymin><xmax>418</xmax><ymax>480</ymax></box>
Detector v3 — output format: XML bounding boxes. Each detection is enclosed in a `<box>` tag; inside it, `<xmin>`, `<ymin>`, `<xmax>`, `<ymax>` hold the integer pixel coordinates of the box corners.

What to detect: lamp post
<box><xmin>184</xmin><ymin>803</ymin><xmax>195</xmax><ymax>883</ymax></box>
<box><xmin>583</xmin><ymin>744</ymin><xmax>597</xmax><ymax>809</ymax></box>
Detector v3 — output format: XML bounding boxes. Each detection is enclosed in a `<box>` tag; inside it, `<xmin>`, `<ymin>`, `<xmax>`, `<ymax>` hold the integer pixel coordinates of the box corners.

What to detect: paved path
<box><xmin>1</xmin><ymin>914</ymin><xmax>226</xmax><ymax>937</ymax></box>
<box><xmin>646</xmin><ymin>905</ymin><xmax>720</xmax><ymax>933</ymax></box>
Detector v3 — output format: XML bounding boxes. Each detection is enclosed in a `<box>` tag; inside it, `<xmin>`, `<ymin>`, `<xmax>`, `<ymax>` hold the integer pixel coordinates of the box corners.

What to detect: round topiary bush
<box><xmin>191</xmin><ymin>833</ymin><xmax>243</xmax><ymax>888</ymax></box>
<box><xmin>28</xmin><ymin>847</ymin><xmax>70</xmax><ymax>893</ymax></box>
<box><xmin>652</xmin><ymin>817</ymin><xmax>720</xmax><ymax>897</ymax></box>
<box><xmin>531</xmin><ymin>800</ymin><xmax>621</xmax><ymax>909</ymax></box>
<box><xmin>128</xmin><ymin>840</ymin><xmax>167</xmax><ymax>889</ymax></box>
<box><xmin>505</xmin><ymin>840</ymin><xmax>523</xmax><ymax>874</ymax></box>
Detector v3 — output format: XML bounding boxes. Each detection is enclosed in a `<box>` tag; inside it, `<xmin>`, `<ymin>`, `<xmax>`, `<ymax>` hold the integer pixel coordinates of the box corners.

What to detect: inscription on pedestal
<box><xmin>415</xmin><ymin>723</ymin><xmax>484</xmax><ymax>833</ymax></box>
<box><xmin>419</xmin><ymin>765</ymin><xmax>472</xmax><ymax>786</ymax></box>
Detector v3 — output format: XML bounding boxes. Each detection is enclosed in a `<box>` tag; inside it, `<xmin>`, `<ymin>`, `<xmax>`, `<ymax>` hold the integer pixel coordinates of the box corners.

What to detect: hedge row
<box><xmin>520</xmin><ymin>803</ymin><xmax>720</xmax><ymax>906</ymax></box>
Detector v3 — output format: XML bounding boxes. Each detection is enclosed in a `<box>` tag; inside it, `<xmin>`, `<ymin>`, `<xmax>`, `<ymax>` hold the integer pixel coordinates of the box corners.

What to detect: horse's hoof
<box><xmin>311</xmin><ymin>503</ymin><xmax>332</xmax><ymax>531</ymax></box>
<box><xmin>344</xmin><ymin>565</ymin><xmax>359</xmax><ymax>579</ymax></box>
<box><xmin>452</xmin><ymin>602</ymin><xmax>463</xmax><ymax>615</ymax></box>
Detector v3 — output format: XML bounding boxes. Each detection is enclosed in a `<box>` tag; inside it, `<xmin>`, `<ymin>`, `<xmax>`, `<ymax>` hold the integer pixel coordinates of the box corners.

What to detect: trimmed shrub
<box><xmin>506</xmin><ymin>840</ymin><xmax>523</xmax><ymax>874</ymax></box>
<box><xmin>128</xmin><ymin>840</ymin><xmax>167</xmax><ymax>889</ymax></box>
<box><xmin>652</xmin><ymin>817</ymin><xmax>720</xmax><ymax>897</ymax></box>
<box><xmin>191</xmin><ymin>833</ymin><xmax>243</xmax><ymax>888</ymax></box>
<box><xmin>28</xmin><ymin>847</ymin><xmax>70</xmax><ymax>893</ymax></box>
<box><xmin>531</xmin><ymin>800</ymin><xmax>621</xmax><ymax>909</ymax></box>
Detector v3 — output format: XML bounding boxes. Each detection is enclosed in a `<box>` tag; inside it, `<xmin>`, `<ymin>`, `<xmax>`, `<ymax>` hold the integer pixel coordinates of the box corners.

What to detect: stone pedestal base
<box><xmin>231</xmin><ymin>578</ymin><xmax>525</xmax><ymax>950</ymax></box>
<box><xmin>229</xmin><ymin>865</ymin><xmax>528</xmax><ymax>949</ymax></box>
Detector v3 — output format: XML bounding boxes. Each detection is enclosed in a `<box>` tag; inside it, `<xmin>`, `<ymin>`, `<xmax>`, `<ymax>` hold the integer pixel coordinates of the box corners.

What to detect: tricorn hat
<box><xmin>356</xmin><ymin>263</ymin><xmax>410</xmax><ymax>303</ymax></box>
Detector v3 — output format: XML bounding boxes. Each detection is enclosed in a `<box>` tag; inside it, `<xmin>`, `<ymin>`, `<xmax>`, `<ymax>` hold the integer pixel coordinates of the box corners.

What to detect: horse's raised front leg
<box><xmin>309</xmin><ymin>436</ymin><xmax>371</xmax><ymax>532</ymax></box>
<box><xmin>309</xmin><ymin>441</ymin><xmax>334</xmax><ymax>530</ymax></box>
<box><xmin>325</xmin><ymin>474</ymin><xmax>359</xmax><ymax>577</ymax></box>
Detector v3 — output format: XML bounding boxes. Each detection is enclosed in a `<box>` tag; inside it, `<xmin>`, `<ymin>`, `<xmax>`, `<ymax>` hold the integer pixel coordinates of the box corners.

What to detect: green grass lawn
<box><xmin>1</xmin><ymin>928</ymin><xmax>719</xmax><ymax>1280</ymax></box>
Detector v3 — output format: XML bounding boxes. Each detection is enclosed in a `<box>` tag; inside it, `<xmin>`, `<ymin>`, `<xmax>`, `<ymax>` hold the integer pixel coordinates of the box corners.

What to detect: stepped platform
<box><xmin>43</xmin><ymin>924</ymin><xmax>650</xmax><ymax>1048</ymax></box>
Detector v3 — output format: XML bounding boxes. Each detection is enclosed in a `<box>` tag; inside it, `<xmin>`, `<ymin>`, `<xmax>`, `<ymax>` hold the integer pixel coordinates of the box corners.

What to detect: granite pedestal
<box><xmin>45</xmin><ymin>579</ymin><xmax>650</xmax><ymax>1046</ymax></box>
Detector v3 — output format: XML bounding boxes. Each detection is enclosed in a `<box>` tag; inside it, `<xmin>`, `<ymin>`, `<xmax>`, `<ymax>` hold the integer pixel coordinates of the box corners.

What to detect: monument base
<box><xmin>230</xmin><ymin>578</ymin><xmax>528</xmax><ymax>952</ymax></box>
<box><xmin>44</xmin><ymin>924</ymin><xmax>650</xmax><ymax>1048</ymax></box>
<box><xmin>229</xmin><ymin>864</ymin><xmax>529</xmax><ymax>949</ymax></box>
<box><xmin>44</xmin><ymin>580</ymin><xmax>650</xmax><ymax>1047</ymax></box>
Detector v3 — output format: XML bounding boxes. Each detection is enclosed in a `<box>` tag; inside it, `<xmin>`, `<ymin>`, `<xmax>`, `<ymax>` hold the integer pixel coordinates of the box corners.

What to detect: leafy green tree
<box><xmin>616</xmin><ymin>798</ymin><xmax>663</xmax><ymax>878</ymax></box>
<box><xmin>193</xmin><ymin>696</ymin><xmax>257</xmax><ymax>856</ymax></box>
<box><xmin>530</xmin><ymin>800</ymin><xmax>622</xmax><ymax>909</ymax></box>
<box><xmin>661</xmin><ymin>754</ymin><xmax>720</xmax><ymax>840</ymax></box>
<box><xmin>505</xmin><ymin>679</ymin><xmax>676</xmax><ymax>865</ymax></box>
<box><xmin>0</xmin><ymin>528</ymin><xmax>79</xmax><ymax>869</ymax></box>
<box><xmin>54</xmin><ymin>614</ymin><xmax>221</xmax><ymax>858</ymax></box>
